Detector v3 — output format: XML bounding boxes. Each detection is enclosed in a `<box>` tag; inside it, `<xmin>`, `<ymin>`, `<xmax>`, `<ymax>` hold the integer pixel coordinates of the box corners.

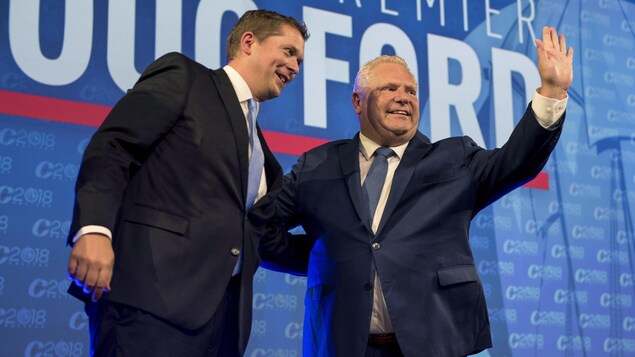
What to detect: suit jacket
<box><xmin>260</xmin><ymin>106</ymin><xmax>563</xmax><ymax>356</ymax></box>
<box><xmin>68</xmin><ymin>52</ymin><xmax>282</xmax><ymax>353</ymax></box>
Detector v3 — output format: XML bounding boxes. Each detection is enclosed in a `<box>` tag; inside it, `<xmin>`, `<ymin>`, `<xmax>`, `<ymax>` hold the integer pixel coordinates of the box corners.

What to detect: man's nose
<box><xmin>288</xmin><ymin>60</ymin><xmax>300</xmax><ymax>81</ymax></box>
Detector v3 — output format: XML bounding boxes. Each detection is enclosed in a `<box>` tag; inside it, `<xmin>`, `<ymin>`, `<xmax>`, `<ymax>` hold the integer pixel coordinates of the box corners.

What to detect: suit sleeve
<box><xmin>259</xmin><ymin>154</ymin><xmax>313</xmax><ymax>276</ymax></box>
<box><xmin>68</xmin><ymin>52</ymin><xmax>194</xmax><ymax>244</ymax></box>
<box><xmin>469</xmin><ymin>103</ymin><xmax>564</xmax><ymax>212</ymax></box>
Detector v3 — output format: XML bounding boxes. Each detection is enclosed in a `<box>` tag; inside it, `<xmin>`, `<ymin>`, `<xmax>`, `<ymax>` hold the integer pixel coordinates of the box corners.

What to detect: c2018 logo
<box><xmin>474</xmin><ymin>214</ymin><xmax>511</xmax><ymax>230</ymax></box>
<box><xmin>478</xmin><ymin>260</ymin><xmax>514</xmax><ymax>277</ymax></box>
<box><xmin>574</xmin><ymin>268</ymin><xmax>608</xmax><ymax>284</ymax></box>
<box><xmin>525</xmin><ymin>219</ymin><xmax>559</xmax><ymax>235</ymax></box>
<box><xmin>557</xmin><ymin>336</ymin><xmax>592</xmax><ymax>352</ymax></box>
<box><xmin>554</xmin><ymin>289</ymin><xmax>588</xmax><ymax>305</ymax></box>
<box><xmin>505</xmin><ymin>286</ymin><xmax>540</xmax><ymax>302</ymax></box>
<box><xmin>0</xmin><ymin>245</ymin><xmax>50</xmax><ymax>267</ymax></box>
<box><xmin>596</xmin><ymin>249</ymin><xmax>628</xmax><ymax>264</ymax></box>
<box><xmin>0</xmin><ymin>128</ymin><xmax>56</xmax><ymax>150</ymax></box>
<box><xmin>571</xmin><ymin>225</ymin><xmax>605</xmax><ymax>241</ymax></box>
<box><xmin>0</xmin><ymin>215</ymin><xmax>8</xmax><ymax>233</ymax></box>
<box><xmin>69</xmin><ymin>311</ymin><xmax>89</xmax><ymax>331</ymax></box>
<box><xmin>551</xmin><ymin>244</ymin><xmax>584</xmax><ymax>260</ymax></box>
<box><xmin>285</xmin><ymin>322</ymin><xmax>303</xmax><ymax>339</ymax></box>
<box><xmin>508</xmin><ymin>333</ymin><xmax>544</xmax><ymax>349</ymax></box>
<box><xmin>0</xmin><ymin>155</ymin><xmax>12</xmax><ymax>174</ymax></box>
<box><xmin>250</xmin><ymin>319</ymin><xmax>266</xmax><ymax>337</ymax></box>
<box><xmin>530</xmin><ymin>310</ymin><xmax>565</xmax><ymax>326</ymax></box>
<box><xmin>620</xmin><ymin>273</ymin><xmax>634</xmax><ymax>287</ymax></box>
<box><xmin>503</xmin><ymin>240</ymin><xmax>538</xmax><ymax>256</ymax></box>
<box><xmin>548</xmin><ymin>201</ymin><xmax>582</xmax><ymax>215</ymax></box>
<box><xmin>527</xmin><ymin>264</ymin><xmax>562</xmax><ymax>281</ymax></box>
<box><xmin>0</xmin><ymin>186</ymin><xmax>54</xmax><ymax>207</ymax></box>
<box><xmin>32</xmin><ymin>219</ymin><xmax>71</xmax><ymax>239</ymax></box>
<box><xmin>35</xmin><ymin>161</ymin><xmax>79</xmax><ymax>180</ymax></box>
<box><xmin>568</xmin><ymin>182</ymin><xmax>602</xmax><ymax>198</ymax></box>
<box><xmin>28</xmin><ymin>278</ymin><xmax>71</xmax><ymax>299</ymax></box>
<box><xmin>604</xmin><ymin>338</ymin><xmax>635</xmax><ymax>353</ymax></box>
<box><xmin>579</xmin><ymin>313</ymin><xmax>610</xmax><ymax>329</ymax></box>
<box><xmin>600</xmin><ymin>293</ymin><xmax>632</xmax><ymax>308</ymax></box>
<box><xmin>469</xmin><ymin>235</ymin><xmax>489</xmax><ymax>251</ymax></box>
<box><xmin>252</xmin><ymin>293</ymin><xmax>298</xmax><ymax>311</ymax></box>
<box><xmin>24</xmin><ymin>341</ymin><xmax>84</xmax><ymax>357</ymax></box>
<box><xmin>0</xmin><ymin>308</ymin><xmax>46</xmax><ymax>328</ymax></box>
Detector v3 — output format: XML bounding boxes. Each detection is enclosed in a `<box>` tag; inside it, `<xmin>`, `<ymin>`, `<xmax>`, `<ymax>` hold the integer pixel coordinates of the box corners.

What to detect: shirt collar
<box><xmin>224</xmin><ymin>65</ymin><xmax>258</xmax><ymax>109</ymax></box>
<box><xmin>359</xmin><ymin>132</ymin><xmax>409</xmax><ymax>160</ymax></box>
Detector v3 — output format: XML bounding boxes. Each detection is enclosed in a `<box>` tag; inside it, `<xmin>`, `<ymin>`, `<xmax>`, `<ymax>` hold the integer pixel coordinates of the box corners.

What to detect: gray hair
<box><xmin>353</xmin><ymin>55</ymin><xmax>417</xmax><ymax>93</ymax></box>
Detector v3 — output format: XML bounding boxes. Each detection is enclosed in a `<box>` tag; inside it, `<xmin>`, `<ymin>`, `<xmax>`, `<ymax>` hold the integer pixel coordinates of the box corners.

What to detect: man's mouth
<box><xmin>387</xmin><ymin>110</ymin><xmax>410</xmax><ymax>116</ymax></box>
<box><xmin>276</xmin><ymin>72</ymin><xmax>289</xmax><ymax>85</ymax></box>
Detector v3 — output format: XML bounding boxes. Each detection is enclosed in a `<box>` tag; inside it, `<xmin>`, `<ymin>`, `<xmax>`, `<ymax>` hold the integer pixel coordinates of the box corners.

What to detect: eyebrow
<box><xmin>287</xmin><ymin>46</ymin><xmax>304</xmax><ymax>65</ymax></box>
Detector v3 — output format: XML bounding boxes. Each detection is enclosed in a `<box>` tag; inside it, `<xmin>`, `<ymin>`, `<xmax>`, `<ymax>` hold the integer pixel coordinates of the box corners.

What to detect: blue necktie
<box><xmin>233</xmin><ymin>98</ymin><xmax>264</xmax><ymax>276</ymax></box>
<box><xmin>362</xmin><ymin>147</ymin><xmax>394</xmax><ymax>224</ymax></box>
<box><xmin>246</xmin><ymin>98</ymin><xmax>264</xmax><ymax>209</ymax></box>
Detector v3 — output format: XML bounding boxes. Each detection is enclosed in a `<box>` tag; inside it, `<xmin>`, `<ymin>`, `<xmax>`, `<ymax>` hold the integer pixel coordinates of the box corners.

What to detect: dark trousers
<box><xmin>85</xmin><ymin>275</ymin><xmax>241</xmax><ymax>357</ymax></box>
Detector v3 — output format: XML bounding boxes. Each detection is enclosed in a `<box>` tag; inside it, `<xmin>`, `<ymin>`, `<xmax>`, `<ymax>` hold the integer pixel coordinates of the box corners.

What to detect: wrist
<box><xmin>538</xmin><ymin>85</ymin><xmax>567</xmax><ymax>100</ymax></box>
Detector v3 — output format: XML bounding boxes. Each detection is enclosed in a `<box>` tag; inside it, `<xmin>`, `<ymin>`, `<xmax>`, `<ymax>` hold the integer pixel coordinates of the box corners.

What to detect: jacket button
<box><xmin>371</xmin><ymin>242</ymin><xmax>381</xmax><ymax>250</ymax></box>
<box><xmin>364</xmin><ymin>283</ymin><xmax>373</xmax><ymax>291</ymax></box>
<box><xmin>230</xmin><ymin>248</ymin><xmax>240</xmax><ymax>256</ymax></box>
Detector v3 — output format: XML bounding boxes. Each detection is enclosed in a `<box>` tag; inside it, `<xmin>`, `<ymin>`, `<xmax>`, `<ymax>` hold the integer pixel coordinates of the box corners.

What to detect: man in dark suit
<box><xmin>66</xmin><ymin>9</ymin><xmax>309</xmax><ymax>356</ymax></box>
<box><xmin>260</xmin><ymin>27</ymin><xmax>573</xmax><ymax>356</ymax></box>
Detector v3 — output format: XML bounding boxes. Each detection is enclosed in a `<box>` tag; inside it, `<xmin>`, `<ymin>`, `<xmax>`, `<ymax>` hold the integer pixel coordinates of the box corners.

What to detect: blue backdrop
<box><xmin>1</xmin><ymin>0</ymin><xmax>634</xmax><ymax>356</ymax></box>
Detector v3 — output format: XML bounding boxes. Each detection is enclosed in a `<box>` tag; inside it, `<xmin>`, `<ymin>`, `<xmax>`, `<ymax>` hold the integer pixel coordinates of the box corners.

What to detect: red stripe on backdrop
<box><xmin>0</xmin><ymin>89</ymin><xmax>111</xmax><ymax>127</ymax></box>
<box><xmin>0</xmin><ymin>90</ymin><xmax>549</xmax><ymax>189</ymax></box>
<box><xmin>522</xmin><ymin>171</ymin><xmax>549</xmax><ymax>190</ymax></box>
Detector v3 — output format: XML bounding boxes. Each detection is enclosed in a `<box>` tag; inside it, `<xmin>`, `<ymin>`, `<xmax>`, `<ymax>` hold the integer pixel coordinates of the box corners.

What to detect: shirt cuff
<box><xmin>72</xmin><ymin>225</ymin><xmax>113</xmax><ymax>244</ymax></box>
<box><xmin>531</xmin><ymin>89</ymin><xmax>568</xmax><ymax>129</ymax></box>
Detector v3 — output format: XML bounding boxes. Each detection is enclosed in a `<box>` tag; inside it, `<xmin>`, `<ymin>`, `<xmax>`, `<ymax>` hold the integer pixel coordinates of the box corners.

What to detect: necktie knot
<box><xmin>247</xmin><ymin>98</ymin><xmax>257</xmax><ymax>117</ymax></box>
<box><xmin>374</xmin><ymin>147</ymin><xmax>394</xmax><ymax>159</ymax></box>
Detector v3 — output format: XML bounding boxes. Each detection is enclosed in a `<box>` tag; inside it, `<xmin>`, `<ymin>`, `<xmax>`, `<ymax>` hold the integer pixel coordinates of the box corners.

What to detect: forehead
<box><xmin>264</xmin><ymin>24</ymin><xmax>304</xmax><ymax>45</ymax></box>
<box><xmin>368</xmin><ymin>62</ymin><xmax>416</xmax><ymax>87</ymax></box>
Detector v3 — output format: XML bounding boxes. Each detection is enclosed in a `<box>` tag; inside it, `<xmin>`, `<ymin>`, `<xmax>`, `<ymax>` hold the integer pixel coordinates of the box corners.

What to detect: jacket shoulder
<box><xmin>304</xmin><ymin>138</ymin><xmax>353</xmax><ymax>156</ymax></box>
<box><xmin>148</xmin><ymin>52</ymin><xmax>211</xmax><ymax>74</ymax></box>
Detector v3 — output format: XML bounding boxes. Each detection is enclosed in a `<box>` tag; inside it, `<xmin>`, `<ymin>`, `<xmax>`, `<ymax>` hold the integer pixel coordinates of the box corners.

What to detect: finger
<box><xmin>67</xmin><ymin>255</ymin><xmax>78</xmax><ymax>279</ymax></box>
<box><xmin>559</xmin><ymin>33</ymin><xmax>567</xmax><ymax>54</ymax></box>
<box><xmin>82</xmin><ymin>265</ymin><xmax>100</xmax><ymax>294</ymax></box>
<box><xmin>549</xmin><ymin>27</ymin><xmax>559</xmax><ymax>50</ymax></box>
<box><xmin>542</xmin><ymin>26</ymin><xmax>551</xmax><ymax>47</ymax></box>
<box><xmin>535</xmin><ymin>38</ymin><xmax>544</xmax><ymax>50</ymax></box>
<box><xmin>74</xmin><ymin>261</ymin><xmax>88</xmax><ymax>286</ymax></box>
<box><xmin>92</xmin><ymin>287</ymin><xmax>105</xmax><ymax>302</ymax></box>
<box><xmin>567</xmin><ymin>46</ymin><xmax>574</xmax><ymax>61</ymax></box>
<box><xmin>92</xmin><ymin>269</ymin><xmax>113</xmax><ymax>302</ymax></box>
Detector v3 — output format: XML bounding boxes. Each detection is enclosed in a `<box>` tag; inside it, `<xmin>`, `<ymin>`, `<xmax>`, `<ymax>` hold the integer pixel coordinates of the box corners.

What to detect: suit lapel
<box><xmin>375</xmin><ymin>132</ymin><xmax>432</xmax><ymax>238</ymax></box>
<box><xmin>339</xmin><ymin>135</ymin><xmax>374</xmax><ymax>234</ymax></box>
<box><xmin>210</xmin><ymin>69</ymin><xmax>250</xmax><ymax>204</ymax></box>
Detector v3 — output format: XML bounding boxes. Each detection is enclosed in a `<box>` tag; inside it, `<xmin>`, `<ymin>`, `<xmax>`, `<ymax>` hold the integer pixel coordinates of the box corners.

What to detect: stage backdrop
<box><xmin>1</xmin><ymin>0</ymin><xmax>635</xmax><ymax>356</ymax></box>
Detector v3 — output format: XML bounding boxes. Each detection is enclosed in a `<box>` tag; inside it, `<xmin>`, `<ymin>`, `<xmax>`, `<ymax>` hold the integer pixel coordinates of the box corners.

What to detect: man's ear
<box><xmin>239</xmin><ymin>32</ymin><xmax>256</xmax><ymax>55</ymax></box>
<box><xmin>352</xmin><ymin>92</ymin><xmax>362</xmax><ymax>114</ymax></box>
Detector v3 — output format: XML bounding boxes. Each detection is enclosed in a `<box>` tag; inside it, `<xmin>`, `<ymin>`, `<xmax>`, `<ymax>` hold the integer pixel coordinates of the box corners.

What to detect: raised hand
<box><xmin>535</xmin><ymin>26</ymin><xmax>574</xmax><ymax>100</ymax></box>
